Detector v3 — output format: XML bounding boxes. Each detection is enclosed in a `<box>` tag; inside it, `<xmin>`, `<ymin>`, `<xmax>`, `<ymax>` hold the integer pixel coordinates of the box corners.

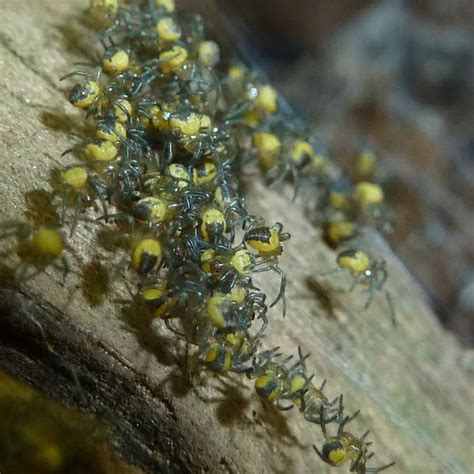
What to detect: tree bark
<box><xmin>0</xmin><ymin>1</ymin><xmax>472</xmax><ymax>473</ymax></box>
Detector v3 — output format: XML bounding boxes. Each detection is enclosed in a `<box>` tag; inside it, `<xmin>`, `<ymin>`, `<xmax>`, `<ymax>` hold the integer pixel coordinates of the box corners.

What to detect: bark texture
<box><xmin>0</xmin><ymin>1</ymin><xmax>472</xmax><ymax>473</ymax></box>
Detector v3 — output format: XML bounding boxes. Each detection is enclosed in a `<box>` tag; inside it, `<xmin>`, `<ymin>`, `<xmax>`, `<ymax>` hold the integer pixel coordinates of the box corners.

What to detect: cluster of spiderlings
<box><xmin>248</xmin><ymin>347</ymin><xmax>394</xmax><ymax>472</ymax></box>
<box><xmin>208</xmin><ymin>32</ymin><xmax>394</xmax><ymax>318</ymax></box>
<box><xmin>317</xmin><ymin>172</ymin><xmax>390</xmax><ymax>249</ymax></box>
<box><xmin>217</xmin><ymin>61</ymin><xmax>391</xmax><ymax>248</ymax></box>
<box><xmin>0</xmin><ymin>0</ymin><xmax>395</xmax><ymax>472</ymax></box>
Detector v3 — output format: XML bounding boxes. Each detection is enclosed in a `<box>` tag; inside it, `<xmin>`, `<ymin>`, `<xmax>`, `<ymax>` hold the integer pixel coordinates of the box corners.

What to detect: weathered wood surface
<box><xmin>0</xmin><ymin>1</ymin><xmax>472</xmax><ymax>473</ymax></box>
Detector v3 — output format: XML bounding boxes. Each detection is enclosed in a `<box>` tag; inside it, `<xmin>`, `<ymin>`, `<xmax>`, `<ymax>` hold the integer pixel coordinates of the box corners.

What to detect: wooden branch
<box><xmin>0</xmin><ymin>1</ymin><xmax>471</xmax><ymax>473</ymax></box>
